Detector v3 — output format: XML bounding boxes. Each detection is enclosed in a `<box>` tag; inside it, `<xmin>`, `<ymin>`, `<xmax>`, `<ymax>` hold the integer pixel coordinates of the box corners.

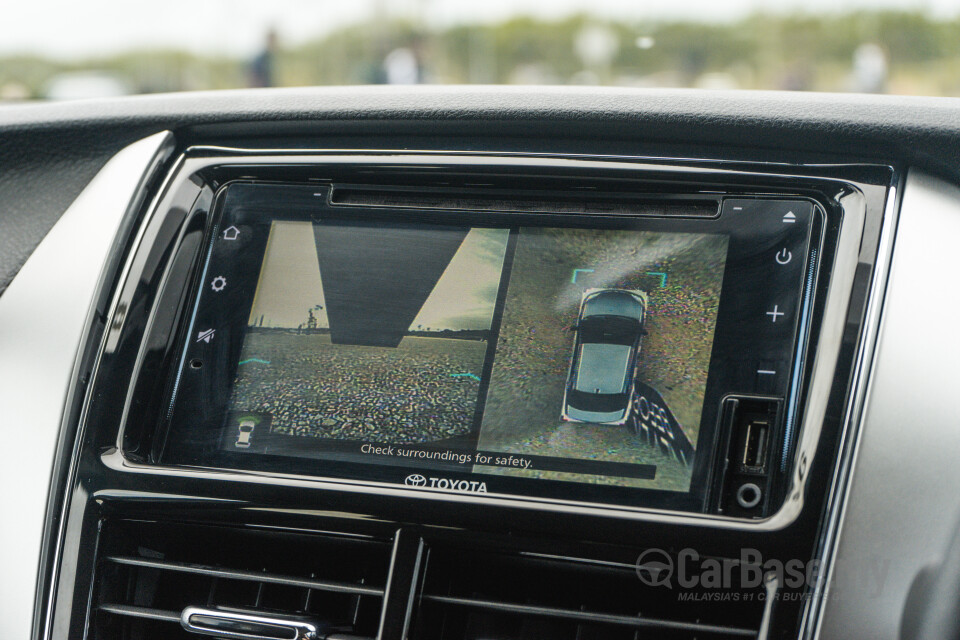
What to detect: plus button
<box><xmin>766</xmin><ymin>305</ymin><xmax>785</xmax><ymax>323</ymax></box>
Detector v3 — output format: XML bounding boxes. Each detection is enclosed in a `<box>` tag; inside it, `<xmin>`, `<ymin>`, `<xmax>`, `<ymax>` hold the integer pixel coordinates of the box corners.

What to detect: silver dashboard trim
<box><xmin>0</xmin><ymin>132</ymin><xmax>172</xmax><ymax>640</ymax></box>
<box><xmin>180</xmin><ymin>606</ymin><xmax>322</xmax><ymax>640</ymax></box>
<box><xmin>816</xmin><ymin>170</ymin><xmax>960</xmax><ymax>639</ymax></box>
<box><xmin>96</xmin><ymin>150</ymin><xmax>872</xmax><ymax>531</ymax></box>
<box><xmin>799</xmin><ymin>174</ymin><xmax>902</xmax><ymax>639</ymax></box>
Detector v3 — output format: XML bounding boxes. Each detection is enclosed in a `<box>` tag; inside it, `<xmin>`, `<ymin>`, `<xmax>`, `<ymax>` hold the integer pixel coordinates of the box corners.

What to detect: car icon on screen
<box><xmin>235</xmin><ymin>419</ymin><xmax>256</xmax><ymax>448</ymax></box>
<box><xmin>561</xmin><ymin>288</ymin><xmax>648</xmax><ymax>426</ymax></box>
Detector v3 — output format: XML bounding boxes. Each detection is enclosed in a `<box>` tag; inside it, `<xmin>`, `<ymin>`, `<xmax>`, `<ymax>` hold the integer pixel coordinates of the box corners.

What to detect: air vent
<box><xmin>411</xmin><ymin>545</ymin><xmax>776</xmax><ymax>640</ymax></box>
<box><xmin>90</xmin><ymin>519</ymin><xmax>392</xmax><ymax>640</ymax></box>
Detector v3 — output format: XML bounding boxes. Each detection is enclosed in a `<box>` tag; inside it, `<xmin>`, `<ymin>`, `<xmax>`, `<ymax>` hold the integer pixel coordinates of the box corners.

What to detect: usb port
<box><xmin>741</xmin><ymin>420</ymin><xmax>769</xmax><ymax>472</ymax></box>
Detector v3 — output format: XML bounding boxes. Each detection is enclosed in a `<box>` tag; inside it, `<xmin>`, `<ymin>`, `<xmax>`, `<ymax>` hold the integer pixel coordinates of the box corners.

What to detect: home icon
<box><xmin>222</xmin><ymin>225</ymin><xmax>240</xmax><ymax>240</ymax></box>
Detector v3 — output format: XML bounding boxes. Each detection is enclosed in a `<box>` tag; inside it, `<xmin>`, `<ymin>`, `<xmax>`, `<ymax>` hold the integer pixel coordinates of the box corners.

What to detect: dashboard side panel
<box><xmin>817</xmin><ymin>170</ymin><xmax>960</xmax><ymax>640</ymax></box>
<box><xmin>0</xmin><ymin>128</ymin><xmax>154</xmax><ymax>297</ymax></box>
<box><xmin>0</xmin><ymin>133</ymin><xmax>171</xmax><ymax>640</ymax></box>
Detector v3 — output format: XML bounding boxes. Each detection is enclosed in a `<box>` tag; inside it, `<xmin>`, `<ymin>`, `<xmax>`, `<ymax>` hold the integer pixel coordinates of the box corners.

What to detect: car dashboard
<box><xmin>1</xmin><ymin>87</ymin><xmax>960</xmax><ymax>640</ymax></box>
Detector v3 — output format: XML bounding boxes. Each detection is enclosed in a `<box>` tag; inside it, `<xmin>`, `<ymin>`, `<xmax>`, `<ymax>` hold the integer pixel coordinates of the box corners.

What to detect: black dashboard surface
<box><xmin>1</xmin><ymin>86</ymin><xmax>960</xmax><ymax>297</ymax></box>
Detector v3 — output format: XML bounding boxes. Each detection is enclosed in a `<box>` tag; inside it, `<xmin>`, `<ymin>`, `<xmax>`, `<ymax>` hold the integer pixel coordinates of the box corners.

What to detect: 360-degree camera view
<box><xmin>226</xmin><ymin>218</ymin><xmax>727</xmax><ymax>494</ymax></box>
<box><xmin>478</xmin><ymin>228</ymin><xmax>727</xmax><ymax>491</ymax></box>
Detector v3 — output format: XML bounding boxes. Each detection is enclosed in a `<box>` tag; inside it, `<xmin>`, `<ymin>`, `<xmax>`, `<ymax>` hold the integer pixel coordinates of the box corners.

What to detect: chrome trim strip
<box><xmin>100</xmin><ymin>604</ymin><xmax>182</xmax><ymax>622</ymax></box>
<box><xmin>757</xmin><ymin>572</ymin><xmax>780</xmax><ymax>640</ymax></box>
<box><xmin>180</xmin><ymin>606</ymin><xmax>321</xmax><ymax>640</ymax></box>
<box><xmin>0</xmin><ymin>132</ymin><xmax>172</xmax><ymax>640</ymax></box>
<box><xmin>190</xmin><ymin>147</ymin><xmax>884</xmax><ymax>182</ymax></box>
<box><xmin>191</xmin><ymin>144</ymin><xmax>887</xmax><ymax>173</ymax></box>
<box><xmin>816</xmin><ymin>170</ymin><xmax>960</xmax><ymax>639</ymax></box>
<box><xmin>94</xmin><ymin>150</ymin><xmax>871</xmax><ymax>531</ymax></box>
<box><xmin>798</xmin><ymin>173</ymin><xmax>902</xmax><ymax>639</ymax></box>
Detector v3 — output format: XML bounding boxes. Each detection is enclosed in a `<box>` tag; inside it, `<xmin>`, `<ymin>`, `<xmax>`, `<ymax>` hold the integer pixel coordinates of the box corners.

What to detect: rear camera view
<box><xmin>477</xmin><ymin>228</ymin><xmax>728</xmax><ymax>492</ymax></box>
<box><xmin>227</xmin><ymin>221</ymin><xmax>509</xmax><ymax>445</ymax></box>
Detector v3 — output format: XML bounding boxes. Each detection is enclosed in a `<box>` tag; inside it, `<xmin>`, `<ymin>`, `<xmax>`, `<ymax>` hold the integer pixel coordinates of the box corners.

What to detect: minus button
<box><xmin>756</xmin><ymin>361</ymin><xmax>784</xmax><ymax>394</ymax></box>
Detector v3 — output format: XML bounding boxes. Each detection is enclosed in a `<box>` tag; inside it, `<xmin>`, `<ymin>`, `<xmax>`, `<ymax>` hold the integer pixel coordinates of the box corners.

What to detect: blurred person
<box><xmin>248</xmin><ymin>29</ymin><xmax>279</xmax><ymax>88</ymax></box>
<box><xmin>850</xmin><ymin>43</ymin><xmax>888</xmax><ymax>94</ymax></box>
<box><xmin>363</xmin><ymin>45</ymin><xmax>390</xmax><ymax>84</ymax></box>
<box><xmin>778</xmin><ymin>61</ymin><xmax>814</xmax><ymax>92</ymax></box>
<box><xmin>383</xmin><ymin>35</ymin><xmax>425</xmax><ymax>84</ymax></box>
<box><xmin>574</xmin><ymin>24</ymin><xmax>619</xmax><ymax>83</ymax></box>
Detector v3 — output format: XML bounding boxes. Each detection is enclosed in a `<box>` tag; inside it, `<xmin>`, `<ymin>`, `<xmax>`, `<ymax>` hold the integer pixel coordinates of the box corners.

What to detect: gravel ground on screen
<box><xmin>229</xmin><ymin>333</ymin><xmax>486</xmax><ymax>444</ymax></box>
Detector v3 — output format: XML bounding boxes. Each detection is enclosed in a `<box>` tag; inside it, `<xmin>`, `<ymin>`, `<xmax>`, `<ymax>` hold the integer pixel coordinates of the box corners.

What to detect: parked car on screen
<box><xmin>561</xmin><ymin>288</ymin><xmax>648</xmax><ymax>426</ymax></box>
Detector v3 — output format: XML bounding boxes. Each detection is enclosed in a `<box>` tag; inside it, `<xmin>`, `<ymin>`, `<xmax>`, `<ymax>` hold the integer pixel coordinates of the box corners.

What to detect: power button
<box><xmin>775</xmin><ymin>248</ymin><xmax>792</xmax><ymax>265</ymax></box>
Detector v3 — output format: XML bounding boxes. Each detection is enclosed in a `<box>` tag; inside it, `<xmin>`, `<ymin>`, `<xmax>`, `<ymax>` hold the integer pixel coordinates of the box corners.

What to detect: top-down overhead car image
<box><xmin>5</xmin><ymin>2</ymin><xmax>960</xmax><ymax>640</ymax></box>
<box><xmin>561</xmin><ymin>288</ymin><xmax>648</xmax><ymax>426</ymax></box>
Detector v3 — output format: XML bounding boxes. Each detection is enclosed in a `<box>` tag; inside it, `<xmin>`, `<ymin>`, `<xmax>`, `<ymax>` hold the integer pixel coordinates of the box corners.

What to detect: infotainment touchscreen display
<box><xmin>161</xmin><ymin>183</ymin><xmax>818</xmax><ymax>512</ymax></box>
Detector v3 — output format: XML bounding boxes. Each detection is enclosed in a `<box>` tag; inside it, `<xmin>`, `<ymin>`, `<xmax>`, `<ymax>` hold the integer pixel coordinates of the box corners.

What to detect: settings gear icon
<box><xmin>211</xmin><ymin>275</ymin><xmax>227</xmax><ymax>292</ymax></box>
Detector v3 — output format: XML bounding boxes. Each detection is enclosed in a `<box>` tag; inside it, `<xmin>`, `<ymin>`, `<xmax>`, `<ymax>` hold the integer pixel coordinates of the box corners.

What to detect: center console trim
<box><xmin>95</xmin><ymin>148</ymin><xmax>878</xmax><ymax>531</ymax></box>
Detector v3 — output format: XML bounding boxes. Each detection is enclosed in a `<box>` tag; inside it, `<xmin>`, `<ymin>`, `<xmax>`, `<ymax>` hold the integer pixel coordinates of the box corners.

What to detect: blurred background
<box><xmin>2</xmin><ymin>0</ymin><xmax>960</xmax><ymax>101</ymax></box>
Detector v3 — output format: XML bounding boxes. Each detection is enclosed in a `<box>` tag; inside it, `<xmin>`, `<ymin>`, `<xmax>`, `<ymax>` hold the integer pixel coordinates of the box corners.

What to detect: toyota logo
<box><xmin>404</xmin><ymin>474</ymin><xmax>427</xmax><ymax>487</ymax></box>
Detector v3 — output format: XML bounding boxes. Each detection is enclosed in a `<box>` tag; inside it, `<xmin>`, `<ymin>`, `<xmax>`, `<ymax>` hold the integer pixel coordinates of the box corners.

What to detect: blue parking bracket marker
<box><xmin>450</xmin><ymin>373</ymin><xmax>481</xmax><ymax>382</ymax></box>
<box><xmin>571</xmin><ymin>268</ymin><xmax>595</xmax><ymax>284</ymax></box>
<box><xmin>646</xmin><ymin>272</ymin><xmax>668</xmax><ymax>287</ymax></box>
<box><xmin>238</xmin><ymin>358</ymin><xmax>271</xmax><ymax>365</ymax></box>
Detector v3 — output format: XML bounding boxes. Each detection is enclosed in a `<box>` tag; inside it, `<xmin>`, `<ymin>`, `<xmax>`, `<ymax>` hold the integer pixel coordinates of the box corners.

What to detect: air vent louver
<box><xmin>90</xmin><ymin>519</ymin><xmax>392</xmax><ymax>640</ymax></box>
<box><xmin>412</xmin><ymin>546</ymin><xmax>776</xmax><ymax>640</ymax></box>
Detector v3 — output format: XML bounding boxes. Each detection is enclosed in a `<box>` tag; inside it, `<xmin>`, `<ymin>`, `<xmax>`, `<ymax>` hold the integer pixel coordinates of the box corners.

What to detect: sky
<box><xmin>248</xmin><ymin>222</ymin><xmax>508</xmax><ymax>331</ymax></box>
<box><xmin>3</xmin><ymin>0</ymin><xmax>958</xmax><ymax>59</ymax></box>
<box><xmin>248</xmin><ymin>221</ymin><xmax>327</xmax><ymax>329</ymax></box>
<box><xmin>412</xmin><ymin>227</ymin><xmax>509</xmax><ymax>331</ymax></box>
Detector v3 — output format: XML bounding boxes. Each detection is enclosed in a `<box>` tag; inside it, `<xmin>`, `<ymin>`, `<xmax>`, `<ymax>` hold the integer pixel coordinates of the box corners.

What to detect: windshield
<box><xmin>578</xmin><ymin>317</ymin><xmax>641</xmax><ymax>346</ymax></box>
<box><xmin>2</xmin><ymin>1</ymin><xmax>957</xmax><ymax>101</ymax></box>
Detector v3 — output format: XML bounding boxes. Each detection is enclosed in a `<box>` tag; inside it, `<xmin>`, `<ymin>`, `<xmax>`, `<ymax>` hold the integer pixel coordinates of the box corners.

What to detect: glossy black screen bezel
<box><xmin>158</xmin><ymin>180</ymin><xmax>825</xmax><ymax>513</ymax></box>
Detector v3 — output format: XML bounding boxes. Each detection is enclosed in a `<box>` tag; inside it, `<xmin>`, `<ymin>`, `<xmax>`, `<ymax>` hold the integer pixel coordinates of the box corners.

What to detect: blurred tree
<box><xmin>4</xmin><ymin>10</ymin><xmax>960</xmax><ymax>99</ymax></box>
